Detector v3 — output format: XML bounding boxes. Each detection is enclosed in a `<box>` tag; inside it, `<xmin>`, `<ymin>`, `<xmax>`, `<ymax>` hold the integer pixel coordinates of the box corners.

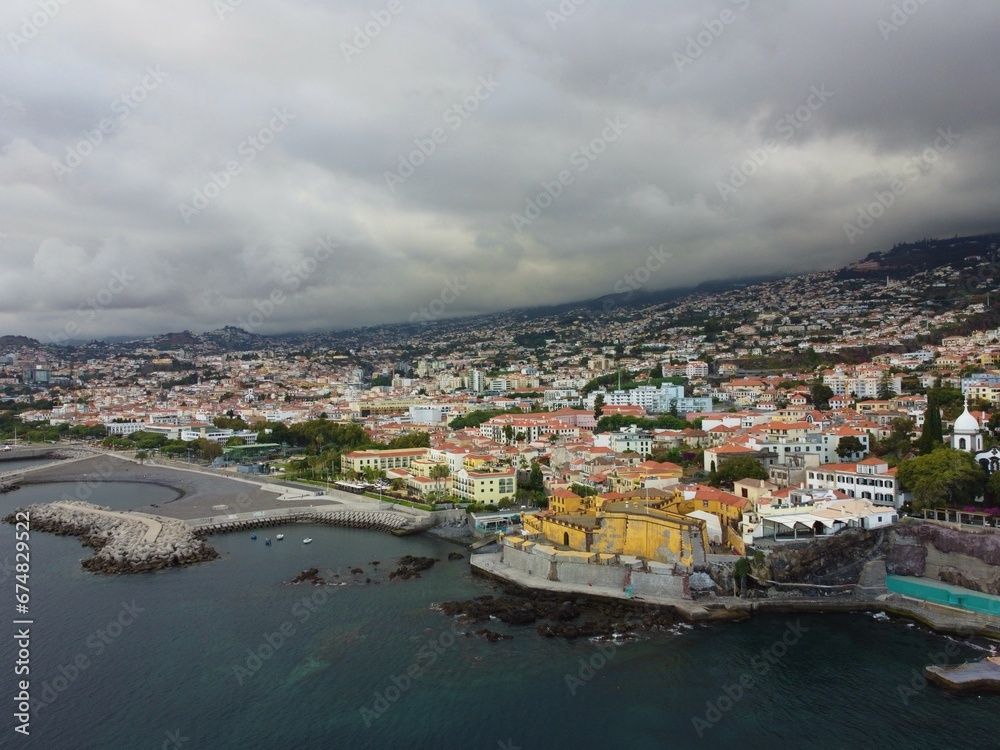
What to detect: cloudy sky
<box><xmin>2</xmin><ymin>0</ymin><xmax>998</xmax><ymax>341</ymax></box>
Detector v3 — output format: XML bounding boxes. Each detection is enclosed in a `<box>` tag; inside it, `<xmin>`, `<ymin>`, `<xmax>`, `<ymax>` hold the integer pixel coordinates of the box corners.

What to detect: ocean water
<box><xmin>2</xmin><ymin>481</ymin><xmax>999</xmax><ymax>750</ymax></box>
<box><xmin>0</xmin><ymin>457</ymin><xmax>59</xmax><ymax>474</ymax></box>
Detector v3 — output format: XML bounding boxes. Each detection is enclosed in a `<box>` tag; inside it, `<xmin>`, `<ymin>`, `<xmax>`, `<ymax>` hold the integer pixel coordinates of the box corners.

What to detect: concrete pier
<box><xmin>926</xmin><ymin>658</ymin><xmax>1000</xmax><ymax>692</ymax></box>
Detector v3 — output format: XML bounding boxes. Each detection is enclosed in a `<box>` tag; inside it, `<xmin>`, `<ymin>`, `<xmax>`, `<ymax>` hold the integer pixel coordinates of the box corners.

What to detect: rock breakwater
<box><xmin>3</xmin><ymin>501</ymin><xmax>218</xmax><ymax>573</ymax></box>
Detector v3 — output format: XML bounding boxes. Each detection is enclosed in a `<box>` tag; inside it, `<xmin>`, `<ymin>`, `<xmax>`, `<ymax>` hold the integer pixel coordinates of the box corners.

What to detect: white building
<box><xmin>593</xmin><ymin>426</ymin><xmax>653</xmax><ymax>456</ymax></box>
<box><xmin>806</xmin><ymin>457</ymin><xmax>903</xmax><ymax>508</ymax></box>
<box><xmin>586</xmin><ymin>383</ymin><xmax>711</xmax><ymax>414</ymax></box>
<box><xmin>686</xmin><ymin>361</ymin><xmax>709</xmax><ymax>378</ymax></box>
<box><xmin>753</xmin><ymin>492</ymin><xmax>899</xmax><ymax>541</ymax></box>
<box><xmin>950</xmin><ymin>400</ymin><xmax>984</xmax><ymax>453</ymax></box>
<box><xmin>468</xmin><ymin>369</ymin><xmax>485</xmax><ymax>393</ymax></box>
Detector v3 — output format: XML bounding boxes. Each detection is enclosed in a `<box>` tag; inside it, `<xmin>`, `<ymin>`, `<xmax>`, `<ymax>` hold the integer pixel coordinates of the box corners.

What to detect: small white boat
<box><xmin>276</xmin><ymin>534</ymin><xmax>285</xmax><ymax>540</ymax></box>
<box><xmin>303</xmin><ymin>538</ymin><xmax>313</xmax><ymax>544</ymax></box>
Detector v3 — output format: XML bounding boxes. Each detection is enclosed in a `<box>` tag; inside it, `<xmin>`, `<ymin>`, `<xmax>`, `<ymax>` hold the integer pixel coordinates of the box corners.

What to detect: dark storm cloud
<box><xmin>1</xmin><ymin>0</ymin><xmax>998</xmax><ymax>339</ymax></box>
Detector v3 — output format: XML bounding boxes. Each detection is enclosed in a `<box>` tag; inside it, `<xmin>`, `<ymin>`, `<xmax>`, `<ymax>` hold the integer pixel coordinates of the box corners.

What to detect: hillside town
<box><xmin>4</xmin><ymin>235</ymin><xmax>1000</xmax><ymax>567</ymax></box>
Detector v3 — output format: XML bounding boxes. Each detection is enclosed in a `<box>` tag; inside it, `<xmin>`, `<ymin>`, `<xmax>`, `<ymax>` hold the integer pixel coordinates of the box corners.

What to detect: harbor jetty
<box><xmin>188</xmin><ymin>507</ymin><xmax>424</xmax><ymax>536</ymax></box>
<box><xmin>4</xmin><ymin>501</ymin><xmax>218</xmax><ymax>573</ymax></box>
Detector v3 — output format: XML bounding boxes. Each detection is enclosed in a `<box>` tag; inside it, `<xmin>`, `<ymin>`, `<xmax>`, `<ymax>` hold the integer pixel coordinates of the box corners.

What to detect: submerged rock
<box><xmin>438</xmin><ymin>589</ymin><xmax>677</xmax><ymax>640</ymax></box>
<box><xmin>471</xmin><ymin>628</ymin><xmax>512</xmax><ymax>643</ymax></box>
<box><xmin>389</xmin><ymin>555</ymin><xmax>439</xmax><ymax>580</ymax></box>
<box><xmin>290</xmin><ymin>568</ymin><xmax>325</xmax><ymax>585</ymax></box>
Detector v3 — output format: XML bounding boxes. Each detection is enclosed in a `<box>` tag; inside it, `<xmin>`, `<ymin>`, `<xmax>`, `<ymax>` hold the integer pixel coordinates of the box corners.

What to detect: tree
<box><xmin>593</xmin><ymin>393</ymin><xmax>605</xmax><ymax>420</ymax></box>
<box><xmin>897</xmin><ymin>447</ymin><xmax>987</xmax><ymax>512</ymax></box>
<box><xmin>810</xmin><ymin>384</ymin><xmax>834</xmax><ymax>410</ymax></box>
<box><xmin>135</xmin><ymin>450</ymin><xmax>148</xmax><ymax>465</ymax></box>
<box><xmin>429</xmin><ymin>464</ymin><xmax>450</xmax><ymax>479</ymax></box>
<box><xmin>196</xmin><ymin>438</ymin><xmax>222</xmax><ymax>461</ymax></box>
<box><xmin>382</xmin><ymin>432</ymin><xmax>431</xmax><ymax>449</ymax></box>
<box><xmin>528</xmin><ymin>463</ymin><xmax>544</xmax><ymax>491</ymax></box>
<box><xmin>988</xmin><ymin>412</ymin><xmax>1000</xmax><ymax>439</ymax></box>
<box><xmin>708</xmin><ymin>456</ymin><xmax>768</xmax><ymax>488</ymax></box>
<box><xmin>502</xmin><ymin>424</ymin><xmax>515</xmax><ymax>445</ymax></box>
<box><xmin>987</xmin><ymin>471</ymin><xmax>1000</xmax><ymax>506</ymax></box>
<box><xmin>835</xmin><ymin>436</ymin><xmax>866</xmax><ymax>460</ymax></box>
<box><xmin>877</xmin><ymin>373</ymin><xmax>892</xmax><ymax>401</ymax></box>
<box><xmin>916</xmin><ymin>394</ymin><xmax>944</xmax><ymax>454</ymax></box>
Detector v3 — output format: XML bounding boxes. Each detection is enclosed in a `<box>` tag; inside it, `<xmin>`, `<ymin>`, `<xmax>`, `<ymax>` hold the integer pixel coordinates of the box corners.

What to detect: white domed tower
<box><xmin>951</xmin><ymin>397</ymin><xmax>983</xmax><ymax>453</ymax></box>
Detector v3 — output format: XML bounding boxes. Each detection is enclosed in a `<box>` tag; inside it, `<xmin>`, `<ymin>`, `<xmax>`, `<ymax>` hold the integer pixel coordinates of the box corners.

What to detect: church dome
<box><xmin>953</xmin><ymin>404</ymin><xmax>980</xmax><ymax>435</ymax></box>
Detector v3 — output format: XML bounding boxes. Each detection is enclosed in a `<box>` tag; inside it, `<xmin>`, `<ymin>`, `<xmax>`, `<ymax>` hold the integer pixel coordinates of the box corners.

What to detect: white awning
<box><xmin>763</xmin><ymin>513</ymin><xmax>846</xmax><ymax>531</ymax></box>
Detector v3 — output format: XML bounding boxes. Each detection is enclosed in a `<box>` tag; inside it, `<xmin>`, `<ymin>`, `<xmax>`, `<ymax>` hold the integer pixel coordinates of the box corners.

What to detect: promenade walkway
<box><xmin>51</xmin><ymin>501</ymin><xmax>164</xmax><ymax>544</ymax></box>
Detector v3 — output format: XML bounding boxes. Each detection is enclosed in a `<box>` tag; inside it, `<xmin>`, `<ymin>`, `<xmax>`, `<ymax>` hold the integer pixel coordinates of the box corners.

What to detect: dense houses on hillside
<box><xmin>6</xmin><ymin>245</ymin><xmax>1000</xmax><ymax>561</ymax></box>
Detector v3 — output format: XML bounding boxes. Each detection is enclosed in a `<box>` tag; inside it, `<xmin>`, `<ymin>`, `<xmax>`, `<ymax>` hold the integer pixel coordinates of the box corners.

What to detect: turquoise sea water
<box><xmin>2</xmin><ymin>481</ymin><xmax>999</xmax><ymax>750</ymax></box>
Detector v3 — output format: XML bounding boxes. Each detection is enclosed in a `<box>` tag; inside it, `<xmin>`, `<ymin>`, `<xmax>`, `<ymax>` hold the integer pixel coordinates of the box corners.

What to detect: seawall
<box><xmin>473</xmin><ymin>548</ymin><xmax>1000</xmax><ymax>638</ymax></box>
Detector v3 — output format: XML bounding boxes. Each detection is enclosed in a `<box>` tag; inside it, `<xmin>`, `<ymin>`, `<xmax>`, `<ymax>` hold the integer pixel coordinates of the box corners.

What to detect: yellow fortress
<box><xmin>522</xmin><ymin>488</ymin><xmax>712</xmax><ymax>568</ymax></box>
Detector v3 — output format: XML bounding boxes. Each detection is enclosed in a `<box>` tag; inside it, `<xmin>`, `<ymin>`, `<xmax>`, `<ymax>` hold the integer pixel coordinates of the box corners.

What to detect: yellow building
<box><xmin>405</xmin><ymin>474</ymin><xmax>450</xmax><ymax>499</ymax></box>
<box><xmin>462</xmin><ymin>453</ymin><xmax>496</xmax><ymax>471</ymax></box>
<box><xmin>523</xmin><ymin>491</ymin><xmax>709</xmax><ymax>568</ymax></box>
<box><xmin>452</xmin><ymin>467</ymin><xmax>517</xmax><ymax>504</ymax></box>
<box><xmin>607</xmin><ymin>460</ymin><xmax>683</xmax><ymax>493</ymax></box>
<box><xmin>980</xmin><ymin>353</ymin><xmax>1000</xmax><ymax>367</ymax></box>
<box><xmin>341</xmin><ymin>447</ymin><xmax>430</xmax><ymax>474</ymax></box>
<box><xmin>548</xmin><ymin>488</ymin><xmax>586</xmax><ymax>515</ymax></box>
<box><xmin>410</xmin><ymin>457</ymin><xmax>451</xmax><ymax>478</ymax></box>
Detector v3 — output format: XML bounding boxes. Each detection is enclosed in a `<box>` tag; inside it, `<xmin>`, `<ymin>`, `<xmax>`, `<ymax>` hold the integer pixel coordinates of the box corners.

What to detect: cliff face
<box><xmin>757</xmin><ymin>528</ymin><xmax>890</xmax><ymax>586</ymax></box>
<box><xmin>888</xmin><ymin>523</ymin><xmax>1000</xmax><ymax>596</ymax></box>
<box><xmin>704</xmin><ymin>523</ymin><xmax>1000</xmax><ymax>598</ymax></box>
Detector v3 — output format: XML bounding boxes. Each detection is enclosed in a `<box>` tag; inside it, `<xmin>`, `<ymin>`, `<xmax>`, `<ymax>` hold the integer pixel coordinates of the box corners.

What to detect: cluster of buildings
<box><xmin>4</xmin><ymin>241</ymin><xmax>1000</xmax><ymax>571</ymax></box>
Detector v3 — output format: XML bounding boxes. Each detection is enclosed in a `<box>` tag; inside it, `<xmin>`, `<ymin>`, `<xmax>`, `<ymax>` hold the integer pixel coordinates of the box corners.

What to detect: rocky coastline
<box><xmin>438</xmin><ymin>587</ymin><xmax>681</xmax><ymax>640</ymax></box>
